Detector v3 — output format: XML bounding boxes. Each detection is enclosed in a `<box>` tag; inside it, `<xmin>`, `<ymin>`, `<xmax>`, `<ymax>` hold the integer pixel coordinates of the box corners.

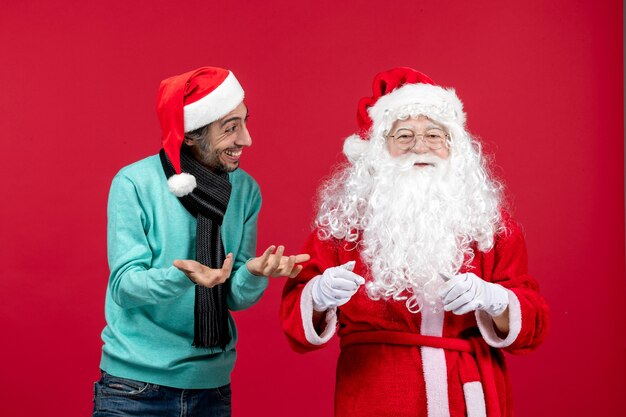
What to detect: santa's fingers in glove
<box><xmin>312</xmin><ymin>261</ymin><xmax>365</xmax><ymax>312</ymax></box>
<box><xmin>438</xmin><ymin>272</ymin><xmax>509</xmax><ymax>317</ymax></box>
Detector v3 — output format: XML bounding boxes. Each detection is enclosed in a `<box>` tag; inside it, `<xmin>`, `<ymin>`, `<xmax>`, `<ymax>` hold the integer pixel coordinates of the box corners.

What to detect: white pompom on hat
<box><xmin>156</xmin><ymin>67</ymin><xmax>244</xmax><ymax>196</ymax></box>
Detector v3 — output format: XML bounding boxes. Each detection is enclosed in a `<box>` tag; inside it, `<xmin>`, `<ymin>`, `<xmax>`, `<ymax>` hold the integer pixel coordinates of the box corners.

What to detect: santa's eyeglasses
<box><xmin>387</xmin><ymin>128</ymin><xmax>449</xmax><ymax>151</ymax></box>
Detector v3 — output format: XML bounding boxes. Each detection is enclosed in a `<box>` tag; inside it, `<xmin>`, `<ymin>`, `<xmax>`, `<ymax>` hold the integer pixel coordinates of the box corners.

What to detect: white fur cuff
<box><xmin>300</xmin><ymin>276</ymin><xmax>338</xmax><ymax>345</ymax></box>
<box><xmin>475</xmin><ymin>289</ymin><xmax>522</xmax><ymax>348</ymax></box>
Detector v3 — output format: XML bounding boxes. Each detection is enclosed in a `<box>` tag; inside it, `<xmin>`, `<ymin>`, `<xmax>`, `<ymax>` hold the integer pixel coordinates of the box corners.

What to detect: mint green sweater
<box><xmin>99</xmin><ymin>155</ymin><xmax>268</xmax><ymax>389</ymax></box>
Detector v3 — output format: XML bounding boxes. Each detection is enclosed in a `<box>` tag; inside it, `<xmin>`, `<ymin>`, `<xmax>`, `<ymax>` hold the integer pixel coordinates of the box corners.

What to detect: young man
<box><xmin>281</xmin><ymin>67</ymin><xmax>549</xmax><ymax>417</ymax></box>
<box><xmin>94</xmin><ymin>67</ymin><xmax>308</xmax><ymax>417</ymax></box>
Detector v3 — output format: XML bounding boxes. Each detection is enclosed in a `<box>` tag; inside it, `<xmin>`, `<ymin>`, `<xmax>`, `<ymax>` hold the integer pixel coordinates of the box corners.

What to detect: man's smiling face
<box><xmin>185</xmin><ymin>101</ymin><xmax>251</xmax><ymax>172</ymax></box>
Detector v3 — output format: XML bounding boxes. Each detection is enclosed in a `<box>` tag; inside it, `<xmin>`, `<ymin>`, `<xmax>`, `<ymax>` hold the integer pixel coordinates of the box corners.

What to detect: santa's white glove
<box><xmin>438</xmin><ymin>272</ymin><xmax>509</xmax><ymax>317</ymax></box>
<box><xmin>311</xmin><ymin>261</ymin><xmax>365</xmax><ymax>312</ymax></box>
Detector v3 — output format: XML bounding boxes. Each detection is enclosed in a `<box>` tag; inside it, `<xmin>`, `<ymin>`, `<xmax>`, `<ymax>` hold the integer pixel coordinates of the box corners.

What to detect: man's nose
<box><xmin>236</xmin><ymin>125</ymin><xmax>252</xmax><ymax>147</ymax></box>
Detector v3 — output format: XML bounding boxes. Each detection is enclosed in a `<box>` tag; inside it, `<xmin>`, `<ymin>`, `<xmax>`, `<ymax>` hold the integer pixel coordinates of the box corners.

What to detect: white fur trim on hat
<box><xmin>184</xmin><ymin>71</ymin><xmax>245</xmax><ymax>133</ymax></box>
<box><xmin>167</xmin><ymin>172</ymin><xmax>197</xmax><ymax>197</ymax></box>
<box><xmin>368</xmin><ymin>83</ymin><xmax>465</xmax><ymax>135</ymax></box>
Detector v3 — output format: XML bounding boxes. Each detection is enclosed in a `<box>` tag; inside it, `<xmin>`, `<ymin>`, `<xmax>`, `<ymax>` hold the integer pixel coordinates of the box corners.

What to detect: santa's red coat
<box><xmin>280</xmin><ymin>216</ymin><xmax>549</xmax><ymax>417</ymax></box>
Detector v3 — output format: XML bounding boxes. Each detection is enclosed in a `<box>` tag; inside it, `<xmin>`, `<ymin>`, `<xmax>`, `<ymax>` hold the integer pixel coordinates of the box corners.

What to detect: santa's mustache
<box><xmin>393</xmin><ymin>153</ymin><xmax>445</xmax><ymax>171</ymax></box>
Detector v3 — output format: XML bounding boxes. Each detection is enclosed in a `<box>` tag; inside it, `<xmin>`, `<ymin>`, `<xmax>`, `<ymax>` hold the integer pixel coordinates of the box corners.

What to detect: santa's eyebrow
<box><xmin>393</xmin><ymin>124</ymin><xmax>445</xmax><ymax>131</ymax></box>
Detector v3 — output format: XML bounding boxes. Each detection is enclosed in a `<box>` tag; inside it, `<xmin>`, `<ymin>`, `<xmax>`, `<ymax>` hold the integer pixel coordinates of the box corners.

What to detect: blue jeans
<box><xmin>93</xmin><ymin>371</ymin><xmax>231</xmax><ymax>417</ymax></box>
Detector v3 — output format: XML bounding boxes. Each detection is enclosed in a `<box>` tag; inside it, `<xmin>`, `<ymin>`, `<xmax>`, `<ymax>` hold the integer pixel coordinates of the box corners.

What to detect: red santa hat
<box><xmin>156</xmin><ymin>66</ymin><xmax>244</xmax><ymax>196</ymax></box>
<box><xmin>356</xmin><ymin>67</ymin><xmax>465</xmax><ymax>138</ymax></box>
<box><xmin>343</xmin><ymin>67</ymin><xmax>465</xmax><ymax>162</ymax></box>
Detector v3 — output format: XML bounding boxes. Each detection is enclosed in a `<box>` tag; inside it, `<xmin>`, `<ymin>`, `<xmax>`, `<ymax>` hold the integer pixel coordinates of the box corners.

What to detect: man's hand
<box><xmin>438</xmin><ymin>272</ymin><xmax>509</xmax><ymax>317</ymax></box>
<box><xmin>311</xmin><ymin>261</ymin><xmax>365</xmax><ymax>312</ymax></box>
<box><xmin>173</xmin><ymin>254</ymin><xmax>233</xmax><ymax>288</ymax></box>
<box><xmin>246</xmin><ymin>245</ymin><xmax>311</xmax><ymax>278</ymax></box>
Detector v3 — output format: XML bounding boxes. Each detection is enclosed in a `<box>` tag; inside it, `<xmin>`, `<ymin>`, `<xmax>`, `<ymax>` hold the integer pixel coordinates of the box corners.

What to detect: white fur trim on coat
<box><xmin>300</xmin><ymin>276</ymin><xmax>338</xmax><ymax>345</ymax></box>
<box><xmin>167</xmin><ymin>172</ymin><xmax>197</xmax><ymax>197</ymax></box>
<box><xmin>475</xmin><ymin>289</ymin><xmax>522</xmax><ymax>348</ymax></box>
<box><xmin>368</xmin><ymin>83</ymin><xmax>465</xmax><ymax>135</ymax></box>
<box><xmin>420</xmin><ymin>303</ymin><xmax>451</xmax><ymax>417</ymax></box>
<box><xmin>184</xmin><ymin>71</ymin><xmax>245</xmax><ymax>132</ymax></box>
<box><xmin>463</xmin><ymin>382</ymin><xmax>487</xmax><ymax>417</ymax></box>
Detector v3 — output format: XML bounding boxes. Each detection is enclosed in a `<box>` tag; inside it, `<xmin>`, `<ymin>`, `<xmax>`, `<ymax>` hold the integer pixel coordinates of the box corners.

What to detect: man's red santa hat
<box><xmin>156</xmin><ymin>66</ymin><xmax>244</xmax><ymax>196</ymax></box>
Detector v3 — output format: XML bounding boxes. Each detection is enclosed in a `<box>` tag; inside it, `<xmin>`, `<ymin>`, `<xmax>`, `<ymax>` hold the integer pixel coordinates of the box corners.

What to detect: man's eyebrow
<box><xmin>220</xmin><ymin>110</ymin><xmax>248</xmax><ymax>127</ymax></box>
<box><xmin>220</xmin><ymin>116</ymin><xmax>242</xmax><ymax>127</ymax></box>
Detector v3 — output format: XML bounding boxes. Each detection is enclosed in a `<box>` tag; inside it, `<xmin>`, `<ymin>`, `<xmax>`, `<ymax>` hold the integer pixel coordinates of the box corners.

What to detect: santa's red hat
<box><xmin>343</xmin><ymin>67</ymin><xmax>466</xmax><ymax>162</ymax></box>
<box><xmin>356</xmin><ymin>67</ymin><xmax>465</xmax><ymax>138</ymax></box>
<box><xmin>157</xmin><ymin>66</ymin><xmax>244</xmax><ymax>196</ymax></box>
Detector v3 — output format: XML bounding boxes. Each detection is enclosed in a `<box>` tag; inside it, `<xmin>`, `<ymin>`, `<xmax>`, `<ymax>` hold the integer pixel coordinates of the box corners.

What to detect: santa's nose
<box><xmin>411</xmin><ymin>139</ymin><xmax>430</xmax><ymax>154</ymax></box>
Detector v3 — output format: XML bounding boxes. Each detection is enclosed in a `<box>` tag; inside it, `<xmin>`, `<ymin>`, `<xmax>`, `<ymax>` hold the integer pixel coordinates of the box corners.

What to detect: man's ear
<box><xmin>183</xmin><ymin>137</ymin><xmax>195</xmax><ymax>146</ymax></box>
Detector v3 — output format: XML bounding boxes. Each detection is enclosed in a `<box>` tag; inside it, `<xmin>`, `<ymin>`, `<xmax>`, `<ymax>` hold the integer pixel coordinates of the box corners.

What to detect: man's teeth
<box><xmin>224</xmin><ymin>149</ymin><xmax>242</xmax><ymax>157</ymax></box>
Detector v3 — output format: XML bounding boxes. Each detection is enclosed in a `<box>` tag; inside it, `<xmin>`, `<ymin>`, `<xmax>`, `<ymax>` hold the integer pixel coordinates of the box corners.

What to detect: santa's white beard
<box><xmin>361</xmin><ymin>152</ymin><xmax>474</xmax><ymax>311</ymax></box>
<box><xmin>316</xmin><ymin>133</ymin><xmax>502</xmax><ymax>313</ymax></box>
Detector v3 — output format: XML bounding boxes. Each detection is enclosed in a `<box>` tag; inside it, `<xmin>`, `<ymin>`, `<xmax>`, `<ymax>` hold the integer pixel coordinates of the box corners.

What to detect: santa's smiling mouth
<box><xmin>414</xmin><ymin>162</ymin><xmax>435</xmax><ymax>167</ymax></box>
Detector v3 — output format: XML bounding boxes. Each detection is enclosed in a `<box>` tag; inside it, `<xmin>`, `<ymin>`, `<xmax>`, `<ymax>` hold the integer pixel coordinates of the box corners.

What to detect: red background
<box><xmin>1</xmin><ymin>1</ymin><xmax>623</xmax><ymax>416</ymax></box>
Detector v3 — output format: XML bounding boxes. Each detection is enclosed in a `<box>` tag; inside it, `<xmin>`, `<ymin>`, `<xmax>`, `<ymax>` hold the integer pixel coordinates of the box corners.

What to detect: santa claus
<box><xmin>280</xmin><ymin>67</ymin><xmax>549</xmax><ymax>417</ymax></box>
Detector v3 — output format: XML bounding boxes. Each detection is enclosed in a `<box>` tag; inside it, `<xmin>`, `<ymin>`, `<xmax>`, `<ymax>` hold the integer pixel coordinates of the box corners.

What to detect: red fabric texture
<box><xmin>280</xmin><ymin>215</ymin><xmax>549</xmax><ymax>417</ymax></box>
<box><xmin>356</xmin><ymin>67</ymin><xmax>435</xmax><ymax>137</ymax></box>
<box><xmin>156</xmin><ymin>66</ymin><xmax>229</xmax><ymax>174</ymax></box>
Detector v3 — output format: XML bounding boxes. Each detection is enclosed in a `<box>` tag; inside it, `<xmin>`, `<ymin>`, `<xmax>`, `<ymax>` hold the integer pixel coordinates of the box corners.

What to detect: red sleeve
<box><xmin>280</xmin><ymin>230</ymin><xmax>341</xmax><ymax>353</ymax></box>
<box><xmin>482</xmin><ymin>214</ymin><xmax>550</xmax><ymax>354</ymax></box>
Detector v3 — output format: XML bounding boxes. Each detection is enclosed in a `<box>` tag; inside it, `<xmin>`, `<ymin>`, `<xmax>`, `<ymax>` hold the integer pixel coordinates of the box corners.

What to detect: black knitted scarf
<box><xmin>159</xmin><ymin>147</ymin><xmax>232</xmax><ymax>349</ymax></box>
